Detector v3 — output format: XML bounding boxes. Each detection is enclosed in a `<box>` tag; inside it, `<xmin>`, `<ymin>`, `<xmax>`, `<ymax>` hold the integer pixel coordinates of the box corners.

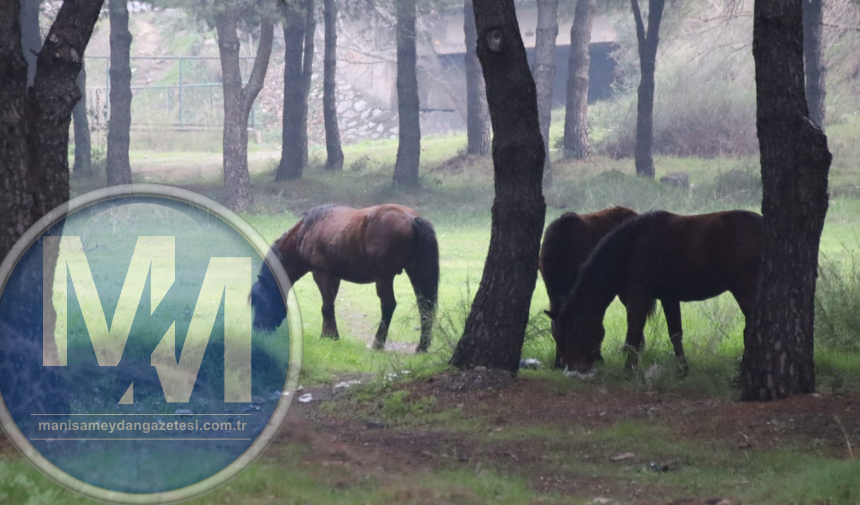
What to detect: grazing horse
<box><xmin>539</xmin><ymin>206</ymin><xmax>638</xmax><ymax>367</ymax></box>
<box><xmin>549</xmin><ymin>210</ymin><xmax>762</xmax><ymax>375</ymax></box>
<box><xmin>250</xmin><ymin>204</ymin><xmax>439</xmax><ymax>353</ymax></box>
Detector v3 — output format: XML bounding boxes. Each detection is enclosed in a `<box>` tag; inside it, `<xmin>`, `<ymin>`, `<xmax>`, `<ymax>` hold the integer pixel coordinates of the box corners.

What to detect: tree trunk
<box><xmin>276</xmin><ymin>3</ymin><xmax>309</xmax><ymax>181</ymax></box>
<box><xmin>300</xmin><ymin>0</ymin><xmax>315</xmax><ymax>167</ymax></box>
<box><xmin>631</xmin><ymin>0</ymin><xmax>664</xmax><ymax>178</ymax></box>
<box><xmin>323</xmin><ymin>0</ymin><xmax>344</xmax><ymax>170</ymax></box>
<box><xmin>740</xmin><ymin>0</ymin><xmax>832</xmax><ymax>402</ymax></box>
<box><xmin>449</xmin><ymin>0</ymin><xmax>547</xmax><ymax>372</ymax></box>
<box><xmin>106</xmin><ymin>0</ymin><xmax>133</xmax><ymax>186</ymax></box>
<box><xmin>533</xmin><ymin>0</ymin><xmax>558</xmax><ymax>185</ymax></box>
<box><xmin>803</xmin><ymin>0</ymin><xmax>825</xmax><ymax>127</ymax></box>
<box><xmin>464</xmin><ymin>0</ymin><xmax>490</xmax><ymax>156</ymax></box>
<box><xmin>392</xmin><ymin>0</ymin><xmax>421</xmax><ymax>186</ymax></box>
<box><xmin>0</xmin><ymin>0</ymin><xmax>104</xmax><ymax>418</ymax></box>
<box><xmin>73</xmin><ymin>61</ymin><xmax>92</xmax><ymax>174</ymax></box>
<box><xmin>2</xmin><ymin>0</ymin><xmax>34</xmax><ymax>261</ymax></box>
<box><xmin>217</xmin><ymin>12</ymin><xmax>274</xmax><ymax>210</ymax></box>
<box><xmin>563</xmin><ymin>0</ymin><xmax>595</xmax><ymax>160</ymax></box>
<box><xmin>19</xmin><ymin>0</ymin><xmax>41</xmax><ymax>87</ymax></box>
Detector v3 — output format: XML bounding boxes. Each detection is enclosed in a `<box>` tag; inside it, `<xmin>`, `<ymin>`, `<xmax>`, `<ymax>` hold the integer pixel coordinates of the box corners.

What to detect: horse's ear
<box><xmin>544</xmin><ymin>310</ymin><xmax>556</xmax><ymax>320</ymax></box>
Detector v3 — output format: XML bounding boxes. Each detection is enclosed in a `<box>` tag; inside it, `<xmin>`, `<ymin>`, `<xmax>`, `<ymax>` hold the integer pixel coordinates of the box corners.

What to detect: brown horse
<box><xmin>250</xmin><ymin>204</ymin><xmax>439</xmax><ymax>353</ymax></box>
<box><xmin>549</xmin><ymin>210</ymin><xmax>762</xmax><ymax>375</ymax></box>
<box><xmin>539</xmin><ymin>206</ymin><xmax>638</xmax><ymax>367</ymax></box>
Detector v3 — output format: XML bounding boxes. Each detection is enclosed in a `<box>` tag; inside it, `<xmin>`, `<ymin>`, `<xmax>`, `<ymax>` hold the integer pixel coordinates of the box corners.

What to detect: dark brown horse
<box><xmin>549</xmin><ymin>210</ymin><xmax>762</xmax><ymax>375</ymax></box>
<box><xmin>539</xmin><ymin>206</ymin><xmax>638</xmax><ymax>367</ymax></box>
<box><xmin>250</xmin><ymin>204</ymin><xmax>439</xmax><ymax>353</ymax></box>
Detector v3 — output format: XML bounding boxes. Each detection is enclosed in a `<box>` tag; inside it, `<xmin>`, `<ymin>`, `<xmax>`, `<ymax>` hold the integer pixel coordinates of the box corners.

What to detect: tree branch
<box><xmin>241</xmin><ymin>20</ymin><xmax>273</xmax><ymax>110</ymax></box>
<box><xmin>631</xmin><ymin>0</ymin><xmax>647</xmax><ymax>44</ymax></box>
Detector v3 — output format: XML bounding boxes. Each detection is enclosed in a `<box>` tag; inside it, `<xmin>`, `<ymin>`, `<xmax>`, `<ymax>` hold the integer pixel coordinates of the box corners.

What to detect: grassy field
<box><xmin>5</xmin><ymin>123</ymin><xmax>860</xmax><ymax>504</ymax></box>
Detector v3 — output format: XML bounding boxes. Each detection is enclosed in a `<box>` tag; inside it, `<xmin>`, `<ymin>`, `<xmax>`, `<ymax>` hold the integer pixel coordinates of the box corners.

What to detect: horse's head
<box><xmin>548</xmin><ymin>296</ymin><xmax>605</xmax><ymax>373</ymax></box>
<box><xmin>250</xmin><ymin>248</ymin><xmax>288</xmax><ymax>333</ymax></box>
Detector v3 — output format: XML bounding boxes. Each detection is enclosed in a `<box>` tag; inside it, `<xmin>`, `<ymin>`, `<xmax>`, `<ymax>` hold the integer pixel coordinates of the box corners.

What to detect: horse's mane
<box><xmin>301</xmin><ymin>204</ymin><xmax>341</xmax><ymax>232</ymax></box>
<box><xmin>568</xmin><ymin>211</ymin><xmax>670</xmax><ymax>307</ymax></box>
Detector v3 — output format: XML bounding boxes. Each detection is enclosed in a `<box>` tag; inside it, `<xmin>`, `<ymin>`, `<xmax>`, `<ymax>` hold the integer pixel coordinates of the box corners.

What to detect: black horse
<box><xmin>250</xmin><ymin>204</ymin><xmax>439</xmax><ymax>353</ymax></box>
<box><xmin>549</xmin><ymin>210</ymin><xmax>762</xmax><ymax>375</ymax></box>
<box><xmin>539</xmin><ymin>206</ymin><xmax>638</xmax><ymax>367</ymax></box>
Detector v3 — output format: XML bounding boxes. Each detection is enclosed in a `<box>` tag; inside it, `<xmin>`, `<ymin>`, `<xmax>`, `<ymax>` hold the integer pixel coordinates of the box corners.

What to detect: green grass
<box><xmin>52</xmin><ymin>119</ymin><xmax>860</xmax><ymax>504</ymax></box>
<box><xmin>75</xmin><ymin>129</ymin><xmax>860</xmax><ymax>395</ymax></box>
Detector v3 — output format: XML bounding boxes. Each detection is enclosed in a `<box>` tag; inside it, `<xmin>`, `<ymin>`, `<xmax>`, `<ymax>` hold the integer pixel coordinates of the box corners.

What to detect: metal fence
<box><xmin>85</xmin><ymin>55</ymin><xmax>260</xmax><ymax>132</ymax></box>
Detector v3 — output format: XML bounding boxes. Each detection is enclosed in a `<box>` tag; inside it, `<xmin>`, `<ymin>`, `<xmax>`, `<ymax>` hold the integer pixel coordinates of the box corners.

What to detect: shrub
<box><xmin>815</xmin><ymin>251</ymin><xmax>860</xmax><ymax>354</ymax></box>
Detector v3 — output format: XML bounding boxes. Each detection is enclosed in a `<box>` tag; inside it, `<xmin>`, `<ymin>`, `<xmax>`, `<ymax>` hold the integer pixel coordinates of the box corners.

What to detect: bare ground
<box><xmin>271</xmin><ymin>369</ymin><xmax>860</xmax><ymax>504</ymax></box>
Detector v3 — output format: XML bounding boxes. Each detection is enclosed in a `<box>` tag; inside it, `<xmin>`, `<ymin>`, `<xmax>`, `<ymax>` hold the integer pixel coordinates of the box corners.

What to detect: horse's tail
<box><xmin>408</xmin><ymin>217</ymin><xmax>439</xmax><ymax>352</ymax></box>
<box><xmin>409</xmin><ymin>217</ymin><xmax>439</xmax><ymax>310</ymax></box>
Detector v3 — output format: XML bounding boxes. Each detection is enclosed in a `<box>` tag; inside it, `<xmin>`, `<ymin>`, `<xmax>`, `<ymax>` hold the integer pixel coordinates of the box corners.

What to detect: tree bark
<box><xmin>276</xmin><ymin>2</ymin><xmax>309</xmax><ymax>181</ymax></box>
<box><xmin>323</xmin><ymin>0</ymin><xmax>344</xmax><ymax>170</ymax></box>
<box><xmin>533</xmin><ymin>0</ymin><xmax>558</xmax><ymax>185</ymax></box>
<box><xmin>28</xmin><ymin>0</ymin><xmax>104</xmax><ymax>218</ymax></box>
<box><xmin>217</xmin><ymin>13</ymin><xmax>274</xmax><ymax>210</ymax></box>
<box><xmin>803</xmin><ymin>0</ymin><xmax>826</xmax><ymax>127</ymax></box>
<box><xmin>300</xmin><ymin>0</ymin><xmax>315</xmax><ymax>167</ymax></box>
<box><xmin>563</xmin><ymin>0</ymin><xmax>595</xmax><ymax>160</ymax></box>
<box><xmin>106</xmin><ymin>0</ymin><xmax>133</xmax><ymax>186</ymax></box>
<box><xmin>449</xmin><ymin>0</ymin><xmax>547</xmax><ymax>372</ymax></box>
<box><xmin>19</xmin><ymin>0</ymin><xmax>41</xmax><ymax>87</ymax></box>
<box><xmin>73</xmin><ymin>61</ymin><xmax>92</xmax><ymax>174</ymax></box>
<box><xmin>392</xmin><ymin>0</ymin><xmax>421</xmax><ymax>186</ymax></box>
<box><xmin>1</xmin><ymin>0</ymin><xmax>34</xmax><ymax>261</ymax></box>
<box><xmin>631</xmin><ymin>0</ymin><xmax>664</xmax><ymax>178</ymax></box>
<box><xmin>740</xmin><ymin>0</ymin><xmax>832</xmax><ymax>402</ymax></box>
<box><xmin>1</xmin><ymin>0</ymin><xmax>103</xmax><ymax>417</ymax></box>
<box><xmin>464</xmin><ymin>0</ymin><xmax>490</xmax><ymax>156</ymax></box>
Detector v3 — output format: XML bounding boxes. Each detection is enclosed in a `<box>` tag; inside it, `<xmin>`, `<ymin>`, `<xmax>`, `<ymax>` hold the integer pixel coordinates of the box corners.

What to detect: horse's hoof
<box><xmin>372</xmin><ymin>341</ymin><xmax>385</xmax><ymax>351</ymax></box>
<box><xmin>415</xmin><ymin>346</ymin><xmax>428</xmax><ymax>354</ymax></box>
<box><xmin>563</xmin><ymin>367</ymin><xmax>597</xmax><ymax>380</ymax></box>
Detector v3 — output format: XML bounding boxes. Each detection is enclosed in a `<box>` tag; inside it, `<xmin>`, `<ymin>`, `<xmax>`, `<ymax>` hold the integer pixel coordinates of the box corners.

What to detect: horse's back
<box><xmin>540</xmin><ymin>206</ymin><xmax>637</xmax><ymax>308</ymax></box>
<box><xmin>298</xmin><ymin>204</ymin><xmax>426</xmax><ymax>282</ymax></box>
<box><xmin>625</xmin><ymin>210</ymin><xmax>762</xmax><ymax>301</ymax></box>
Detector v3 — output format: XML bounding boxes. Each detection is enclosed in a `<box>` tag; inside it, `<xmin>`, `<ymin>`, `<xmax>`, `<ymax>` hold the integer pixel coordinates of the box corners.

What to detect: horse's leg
<box><xmin>413</xmin><ymin>285</ymin><xmax>433</xmax><ymax>354</ymax></box>
<box><xmin>312</xmin><ymin>272</ymin><xmax>341</xmax><ymax>340</ymax></box>
<box><xmin>372</xmin><ymin>276</ymin><xmax>397</xmax><ymax>351</ymax></box>
<box><xmin>624</xmin><ymin>295</ymin><xmax>650</xmax><ymax>370</ymax></box>
<box><xmin>731</xmin><ymin>286</ymin><xmax>757</xmax><ymax>345</ymax></box>
<box><xmin>614</xmin><ymin>291</ymin><xmax>637</xmax><ymax>363</ymax></box>
<box><xmin>662</xmin><ymin>299</ymin><xmax>688</xmax><ymax>376</ymax></box>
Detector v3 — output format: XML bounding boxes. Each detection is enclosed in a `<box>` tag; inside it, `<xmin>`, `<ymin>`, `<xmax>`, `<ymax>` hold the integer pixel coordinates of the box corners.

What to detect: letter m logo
<box><xmin>43</xmin><ymin>236</ymin><xmax>252</xmax><ymax>403</ymax></box>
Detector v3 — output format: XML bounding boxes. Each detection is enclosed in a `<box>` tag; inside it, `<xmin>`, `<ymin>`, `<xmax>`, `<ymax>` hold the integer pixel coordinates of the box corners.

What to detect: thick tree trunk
<box><xmin>73</xmin><ymin>62</ymin><xmax>92</xmax><ymax>174</ymax></box>
<box><xmin>393</xmin><ymin>0</ymin><xmax>421</xmax><ymax>186</ymax></box>
<box><xmin>631</xmin><ymin>0</ymin><xmax>664</xmax><ymax>178</ymax></box>
<box><xmin>803</xmin><ymin>0</ymin><xmax>825</xmax><ymax>127</ymax></box>
<box><xmin>533</xmin><ymin>0</ymin><xmax>558</xmax><ymax>185</ymax></box>
<box><xmin>217</xmin><ymin>13</ymin><xmax>274</xmax><ymax>210</ymax></box>
<box><xmin>28</xmin><ymin>0</ymin><xmax>103</xmax><ymax>218</ymax></box>
<box><xmin>106</xmin><ymin>0</ymin><xmax>133</xmax><ymax>186</ymax></box>
<box><xmin>323</xmin><ymin>0</ymin><xmax>344</xmax><ymax>170</ymax></box>
<box><xmin>1</xmin><ymin>0</ymin><xmax>103</xmax><ymax>418</ymax></box>
<box><xmin>449</xmin><ymin>0</ymin><xmax>547</xmax><ymax>372</ymax></box>
<box><xmin>464</xmin><ymin>0</ymin><xmax>490</xmax><ymax>156</ymax></box>
<box><xmin>563</xmin><ymin>0</ymin><xmax>595</xmax><ymax>160</ymax></box>
<box><xmin>19</xmin><ymin>0</ymin><xmax>41</xmax><ymax>87</ymax></box>
<box><xmin>740</xmin><ymin>0</ymin><xmax>832</xmax><ymax>402</ymax></box>
<box><xmin>1</xmin><ymin>0</ymin><xmax>34</xmax><ymax>261</ymax></box>
<box><xmin>276</xmin><ymin>4</ymin><xmax>308</xmax><ymax>181</ymax></box>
